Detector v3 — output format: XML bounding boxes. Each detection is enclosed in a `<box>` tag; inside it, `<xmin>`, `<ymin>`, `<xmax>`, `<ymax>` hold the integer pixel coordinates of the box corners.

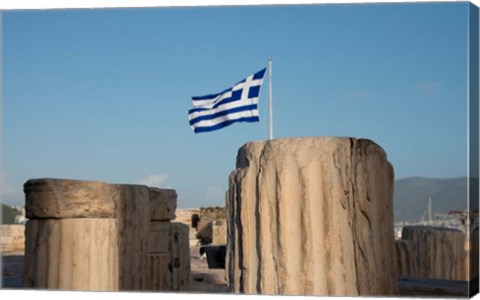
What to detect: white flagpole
<box><xmin>268</xmin><ymin>58</ymin><xmax>273</xmax><ymax>140</ymax></box>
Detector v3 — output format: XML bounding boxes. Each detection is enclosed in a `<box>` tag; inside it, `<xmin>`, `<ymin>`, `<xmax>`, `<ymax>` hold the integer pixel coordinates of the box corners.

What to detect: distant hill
<box><xmin>393</xmin><ymin>177</ymin><xmax>468</xmax><ymax>223</ymax></box>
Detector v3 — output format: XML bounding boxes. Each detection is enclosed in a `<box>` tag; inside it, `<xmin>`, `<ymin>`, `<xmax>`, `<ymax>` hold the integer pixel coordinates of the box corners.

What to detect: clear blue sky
<box><xmin>1</xmin><ymin>2</ymin><xmax>471</xmax><ymax>208</ymax></box>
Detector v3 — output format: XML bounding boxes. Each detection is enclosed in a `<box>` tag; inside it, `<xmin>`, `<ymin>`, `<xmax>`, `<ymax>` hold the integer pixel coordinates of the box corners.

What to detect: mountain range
<box><xmin>393</xmin><ymin>176</ymin><xmax>470</xmax><ymax>223</ymax></box>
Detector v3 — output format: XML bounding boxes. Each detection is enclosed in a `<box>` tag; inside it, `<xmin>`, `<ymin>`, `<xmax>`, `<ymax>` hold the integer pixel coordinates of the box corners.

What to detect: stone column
<box><xmin>148</xmin><ymin>188</ymin><xmax>190</xmax><ymax>291</ymax></box>
<box><xmin>395</xmin><ymin>239</ymin><xmax>419</xmax><ymax>278</ymax></box>
<box><xmin>23</xmin><ymin>179</ymin><xmax>119</xmax><ymax>291</ymax></box>
<box><xmin>111</xmin><ymin>184</ymin><xmax>150</xmax><ymax>290</ymax></box>
<box><xmin>400</xmin><ymin>226</ymin><xmax>466</xmax><ymax>280</ymax></box>
<box><xmin>23</xmin><ymin>179</ymin><xmax>152</xmax><ymax>291</ymax></box>
<box><xmin>226</xmin><ymin>137</ymin><xmax>398</xmax><ymax>296</ymax></box>
<box><xmin>170</xmin><ymin>222</ymin><xmax>190</xmax><ymax>290</ymax></box>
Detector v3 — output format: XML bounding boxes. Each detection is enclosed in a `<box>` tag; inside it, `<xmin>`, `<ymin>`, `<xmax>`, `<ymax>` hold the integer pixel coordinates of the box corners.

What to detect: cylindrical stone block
<box><xmin>24</xmin><ymin>218</ymin><xmax>119</xmax><ymax>290</ymax></box>
<box><xmin>23</xmin><ymin>179</ymin><xmax>151</xmax><ymax>291</ymax></box>
<box><xmin>24</xmin><ymin>178</ymin><xmax>115</xmax><ymax>219</ymax></box>
<box><xmin>395</xmin><ymin>239</ymin><xmax>419</xmax><ymax>278</ymax></box>
<box><xmin>226</xmin><ymin>137</ymin><xmax>398</xmax><ymax>296</ymax></box>
<box><xmin>401</xmin><ymin>226</ymin><xmax>466</xmax><ymax>280</ymax></box>
<box><xmin>23</xmin><ymin>179</ymin><xmax>118</xmax><ymax>291</ymax></box>
<box><xmin>149</xmin><ymin>221</ymin><xmax>172</xmax><ymax>290</ymax></box>
<box><xmin>111</xmin><ymin>184</ymin><xmax>150</xmax><ymax>290</ymax></box>
<box><xmin>171</xmin><ymin>223</ymin><xmax>191</xmax><ymax>290</ymax></box>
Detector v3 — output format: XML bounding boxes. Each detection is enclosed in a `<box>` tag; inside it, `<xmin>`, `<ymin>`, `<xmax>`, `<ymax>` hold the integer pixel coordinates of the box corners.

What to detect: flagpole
<box><xmin>268</xmin><ymin>58</ymin><xmax>273</xmax><ymax>140</ymax></box>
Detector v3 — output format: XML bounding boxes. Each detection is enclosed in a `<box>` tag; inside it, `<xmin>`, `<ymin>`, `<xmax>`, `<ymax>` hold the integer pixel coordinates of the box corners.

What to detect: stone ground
<box><xmin>1</xmin><ymin>249</ymin><xmax>476</xmax><ymax>296</ymax></box>
<box><xmin>188</xmin><ymin>245</ymin><xmax>228</xmax><ymax>293</ymax></box>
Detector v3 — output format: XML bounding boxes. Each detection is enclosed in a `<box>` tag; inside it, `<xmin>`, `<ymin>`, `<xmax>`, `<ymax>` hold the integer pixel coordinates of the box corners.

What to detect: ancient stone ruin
<box><xmin>395</xmin><ymin>225</ymin><xmax>478</xmax><ymax>281</ymax></box>
<box><xmin>8</xmin><ymin>137</ymin><xmax>475</xmax><ymax>296</ymax></box>
<box><xmin>226</xmin><ymin>137</ymin><xmax>399</xmax><ymax>296</ymax></box>
<box><xmin>195</xmin><ymin>207</ymin><xmax>227</xmax><ymax>245</ymax></box>
<box><xmin>1</xmin><ymin>225</ymin><xmax>25</xmax><ymax>254</ymax></box>
<box><xmin>23</xmin><ymin>178</ymin><xmax>190</xmax><ymax>291</ymax></box>
<box><xmin>174</xmin><ymin>207</ymin><xmax>227</xmax><ymax>246</ymax></box>
<box><xmin>149</xmin><ymin>187</ymin><xmax>190</xmax><ymax>290</ymax></box>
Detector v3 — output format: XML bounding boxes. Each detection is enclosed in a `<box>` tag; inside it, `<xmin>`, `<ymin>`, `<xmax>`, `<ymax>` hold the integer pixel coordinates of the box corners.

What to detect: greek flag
<box><xmin>188</xmin><ymin>67</ymin><xmax>267</xmax><ymax>133</ymax></box>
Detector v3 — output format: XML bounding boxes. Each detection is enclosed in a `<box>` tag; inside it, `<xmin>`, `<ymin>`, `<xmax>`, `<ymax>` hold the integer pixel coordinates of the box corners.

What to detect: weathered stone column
<box><xmin>226</xmin><ymin>137</ymin><xmax>398</xmax><ymax>296</ymax></box>
<box><xmin>169</xmin><ymin>222</ymin><xmax>190</xmax><ymax>290</ymax></box>
<box><xmin>111</xmin><ymin>184</ymin><xmax>150</xmax><ymax>290</ymax></box>
<box><xmin>23</xmin><ymin>179</ymin><xmax>119</xmax><ymax>291</ymax></box>
<box><xmin>148</xmin><ymin>188</ymin><xmax>190</xmax><ymax>291</ymax></box>
<box><xmin>399</xmin><ymin>226</ymin><xmax>466</xmax><ymax>280</ymax></box>
<box><xmin>395</xmin><ymin>239</ymin><xmax>419</xmax><ymax>278</ymax></box>
<box><xmin>23</xmin><ymin>179</ymin><xmax>152</xmax><ymax>291</ymax></box>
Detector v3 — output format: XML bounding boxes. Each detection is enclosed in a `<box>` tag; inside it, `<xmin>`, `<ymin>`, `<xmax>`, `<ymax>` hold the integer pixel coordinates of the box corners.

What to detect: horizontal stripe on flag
<box><xmin>189</xmin><ymin>90</ymin><xmax>246</xmax><ymax>114</ymax></box>
<box><xmin>193</xmin><ymin>116</ymin><xmax>259</xmax><ymax>133</ymax></box>
<box><xmin>188</xmin><ymin>97</ymin><xmax>258</xmax><ymax>121</ymax></box>
<box><xmin>191</xmin><ymin>79</ymin><xmax>263</xmax><ymax>109</ymax></box>
<box><xmin>190</xmin><ymin>109</ymin><xmax>259</xmax><ymax>129</ymax></box>
<box><xmin>189</xmin><ymin>104</ymin><xmax>258</xmax><ymax>125</ymax></box>
<box><xmin>189</xmin><ymin>83</ymin><xmax>262</xmax><ymax>113</ymax></box>
<box><xmin>191</xmin><ymin>91</ymin><xmax>233</xmax><ymax>109</ymax></box>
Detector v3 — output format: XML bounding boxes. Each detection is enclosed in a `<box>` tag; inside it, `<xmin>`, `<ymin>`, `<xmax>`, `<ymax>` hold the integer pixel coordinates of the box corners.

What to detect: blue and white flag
<box><xmin>188</xmin><ymin>67</ymin><xmax>267</xmax><ymax>133</ymax></box>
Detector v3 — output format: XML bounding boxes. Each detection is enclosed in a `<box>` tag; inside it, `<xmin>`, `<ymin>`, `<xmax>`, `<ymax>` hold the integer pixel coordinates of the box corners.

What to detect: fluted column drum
<box><xmin>399</xmin><ymin>226</ymin><xmax>466</xmax><ymax>280</ymax></box>
<box><xmin>23</xmin><ymin>179</ymin><xmax>118</xmax><ymax>291</ymax></box>
<box><xmin>226</xmin><ymin>137</ymin><xmax>398</xmax><ymax>296</ymax></box>
<box><xmin>111</xmin><ymin>184</ymin><xmax>150</xmax><ymax>290</ymax></box>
